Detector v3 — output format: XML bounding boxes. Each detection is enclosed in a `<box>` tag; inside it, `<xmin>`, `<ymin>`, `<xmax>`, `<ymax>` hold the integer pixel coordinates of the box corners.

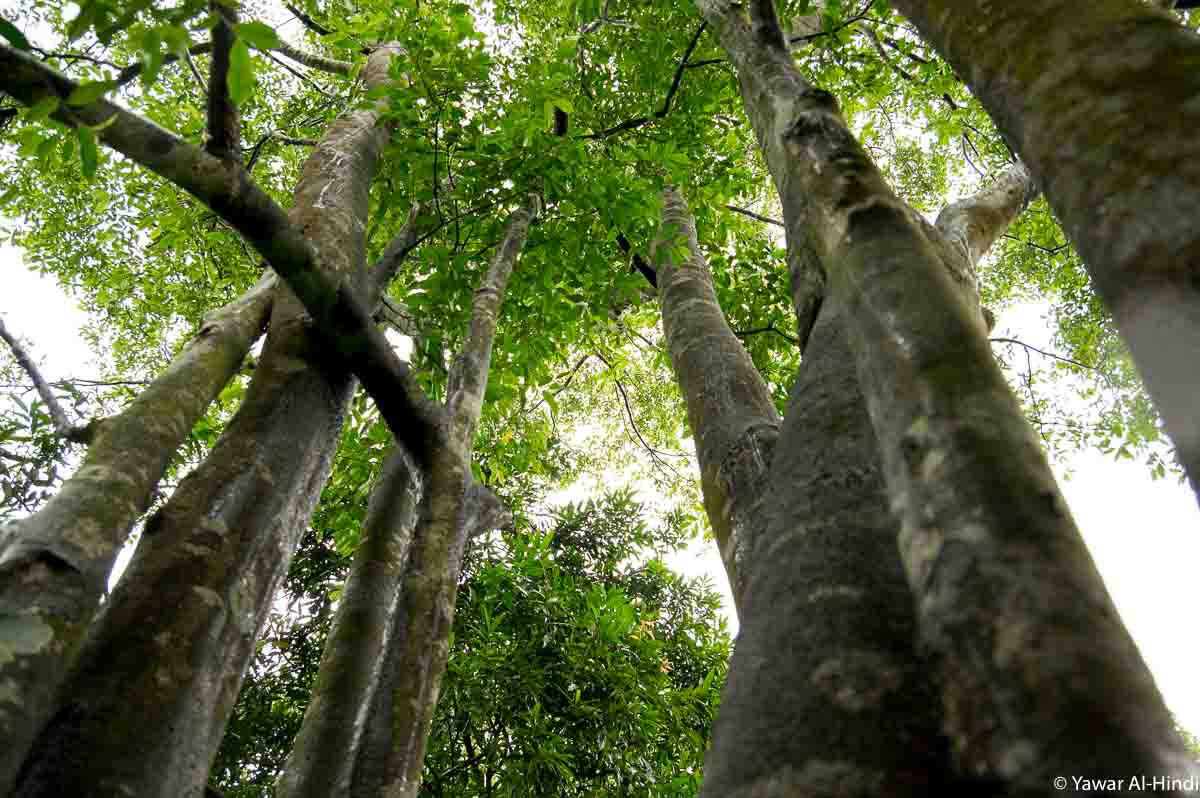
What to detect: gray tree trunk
<box><xmin>0</xmin><ymin>273</ymin><xmax>273</xmax><ymax>795</ymax></box>
<box><xmin>888</xmin><ymin>0</ymin><xmax>1200</xmax><ymax>503</ymax></box>
<box><xmin>655</xmin><ymin>188</ymin><xmax>948</xmax><ymax>795</ymax></box>
<box><xmin>11</xmin><ymin>47</ymin><xmax>402</xmax><ymax>798</ymax></box>
<box><xmin>276</xmin><ymin>201</ymin><xmax>537</xmax><ymax>798</ymax></box>
<box><xmin>694</xmin><ymin>0</ymin><xmax>1193</xmax><ymax>790</ymax></box>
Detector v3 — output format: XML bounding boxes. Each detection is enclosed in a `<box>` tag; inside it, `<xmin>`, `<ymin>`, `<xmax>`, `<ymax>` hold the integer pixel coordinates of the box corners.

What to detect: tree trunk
<box><xmin>653</xmin><ymin>186</ymin><xmax>779</xmax><ymax>612</ymax></box>
<box><xmin>695</xmin><ymin>0</ymin><xmax>1193</xmax><ymax>789</ymax></box>
<box><xmin>277</xmin><ymin>200</ymin><xmax>536</xmax><ymax>798</ymax></box>
<box><xmin>654</xmin><ymin>188</ymin><xmax>948</xmax><ymax>795</ymax></box>
<box><xmin>0</xmin><ymin>273</ymin><xmax>273</xmax><ymax>795</ymax></box>
<box><xmin>888</xmin><ymin>0</ymin><xmax>1200</xmax><ymax>502</ymax></box>
<box><xmin>11</xmin><ymin>47</ymin><xmax>401</xmax><ymax>798</ymax></box>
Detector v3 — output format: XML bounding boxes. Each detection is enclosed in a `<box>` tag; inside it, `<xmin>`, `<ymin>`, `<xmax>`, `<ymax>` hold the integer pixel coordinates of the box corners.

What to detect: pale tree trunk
<box><xmin>694</xmin><ymin>0</ymin><xmax>1194</xmax><ymax>790</ymax></box>
<box><xmin>276</xmin><ymin>200</ymin><xmax>537</xmax><ymax>798</ymax></box>
<box><xmin>653</xmin><ymin>186</ymin><xmax>779</xmax><ymax>612</ymax></box>
<box><xmin>888</xmin><ymin>0</ymin><xmax>1200</xmax><ymax>502</ymax></box>
<box><xmin>0</xmin><ymin>273</ymin><xmax>273</xmax><ymax>795</ymax></box>
<box><xmin>10</xmin><ymin>47</ymin><xmax>404</xmax><ymax>798</ymax></box>
<box><xmin>654</xmin><ymin>186</ymin><xmax>946</xmax><ymax>794</ymax></box>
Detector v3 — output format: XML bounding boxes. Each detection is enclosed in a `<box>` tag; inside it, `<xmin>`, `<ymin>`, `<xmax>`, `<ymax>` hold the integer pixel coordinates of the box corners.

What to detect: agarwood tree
<box><xmin>0</xmin><ymin>0</ymin><xmax>1195</xmax><ymax>795</ymax></box>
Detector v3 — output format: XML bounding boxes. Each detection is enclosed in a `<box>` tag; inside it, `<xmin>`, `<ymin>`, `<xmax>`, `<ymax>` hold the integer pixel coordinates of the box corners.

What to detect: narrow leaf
<box><xmin>227</xmin><ymin>39</ymin><xmax>255</xmax><ymax>106</ymax></box>
<box><xmin>0</xmin><ymin>16</ymin><xmax>30</xmax><ymax>50</ymax></box>
<box><xmin>77</xmin><ymin>127</ymin><xmax>97</xmax><ymax>178</ymax></box>
<box><xmin>235</xmin><ymin>21</ymin><xmax>281</xmax><ymax>51</ymax></box>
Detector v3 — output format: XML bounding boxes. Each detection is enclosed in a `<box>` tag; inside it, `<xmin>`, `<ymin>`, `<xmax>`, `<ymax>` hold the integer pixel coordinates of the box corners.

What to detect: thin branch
<box><xmin>0</xmin><ymin>43</ymin><xmax>442</xmax><ymax>463</ymax></box>
<box><xmin>262</xmin><ymin>49</ymin><xmax>334</xmax><ymax>96</ymax></box>
<box><xmin>584</xmin><ymin>23</ymin><xmax>708</xmax><ymax>139</ymax></box>
<box><xmin>116</xmin><ymin>42</ymin><xmax>214</xmax><ymax>86</ymax></box>
<box><xmin>244</xmin><ymin>130</ymin><xmax>318</xmax><ymax>171</ymax></box>
<box><xmin>0</xmin><ymin>315</ymin><xmax>93</xmax><ymax>443</ymax></box>
<box><xmin>285</xmin><ymin>3</ymin><xmax>333</xmax><ymax>36</ymax></box>
<box><xmin>658</xmin><ymin>22</ymin><xmax>707</xmax><ymax>117</ymax></box>
<box><xmin>862</xmin><ymin>24</ymin><xmax>918</xmax><ymax>84</ymax></box>
<box><xmin>733</xmin><ymin>322</ymin><xmax>801</xmax><ymax>346</ymax></box>
<box><xmin>988</xmin><ymin>337</ymin><xmax>1109</xmax><ymax>383</ymax></box>
<box><xmin>725</xmin><ymin>203</ymin><xmax>784</xmax><ymax>227</ymax></box>
<box><xmin>206</xmin><ymin>0</ymin><xmax>241</xmax><ymax>159</ymax></box>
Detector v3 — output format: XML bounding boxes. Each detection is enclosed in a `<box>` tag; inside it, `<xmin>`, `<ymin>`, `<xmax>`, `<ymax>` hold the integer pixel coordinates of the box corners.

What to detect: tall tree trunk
<box><xmin>887</xmin><ymin>0</ymin><xmax>1200</xmax><ymax>502</ymax></box>
<box><xmin>653</xmin><ymin>186</ymin><xmax>779</xmax><ymax>612</ymax></box>
<box><xmin>654</xmin><ymin>187</ymin><xmax>948</xmax><ymax>795</ymax></box>
<box><xmin>11</xmin><ymin>47</ymin><xmax>402</xmax><ymax>798</ymax></box>
<box><xmin>695</xmin><ymin>0</ymin><xmax>1193</xmax><ymax>789</ymax></box>
<box><xmin>0</xmin><ymin>274</ymin><xmax>273</xmax><ymax>795</ymax></box>
<box><xmin>277</xmin><ymin>200</ymin><xmax>537</xmax><ymax>798</ymax></box>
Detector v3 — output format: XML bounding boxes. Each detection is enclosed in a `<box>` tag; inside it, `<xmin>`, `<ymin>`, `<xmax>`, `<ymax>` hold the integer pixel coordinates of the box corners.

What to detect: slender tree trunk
<box><xmin>655</xmin><ymin>187</ymin><xmax>948</xmax><ymax>795</ymax></box>
<box><xmin>11</xmin><ymin>47</ymin><xmax>402</xmax><ymax>798</ymax></box>
<box><xmin>0</xmin><ymin>274</ymin><xmax>273</xmax><ymax>795</ymax></box>
<box><xmin>653</xmin><ymin>186</ymin><xmax>779</xmax><ymax>612</ymax></box>
<box><xmin>888</xmin><ymin>0</ymin><xmax>1200</xmax><ymax>502</ymax></box>
<box><xmin>696</xmin><ymin>0</ymin><xmax>1195</xmax><ymax>790</ymax></box>
<box><xmin>277</xmin><ymin>200</ymin><xmax>537</xmax><ymax>798</ymax></box>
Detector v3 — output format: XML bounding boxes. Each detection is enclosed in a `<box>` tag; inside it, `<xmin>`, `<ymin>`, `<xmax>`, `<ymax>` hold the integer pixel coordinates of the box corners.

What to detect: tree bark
<box><xmin>888</xmin><ymin>0</ymin><xmax>1200</xmax><ymax>502</ymax></box>
<box><xmin>696</xmin><ymin>0</ymin><xmax>1193</xmax><ymax>790</ymax></box>
<box><xmin>653</xmin><ymin>186</ymin><xmax>779</xmax><ymax>613</ymax></box>
<box><xmin>277</xmin><ymin>200</ymin><xmax>535</xmax><ymax>798</ymax></box>
<box><xmin>0</xmin><ymin>274</ymin><xmax>273</xmax><ymax>796</ymax></box>
<box><xmin>654</xmin><ymin>187</ymin><xmax>948</xmax><ymax>794</ymax></box>
<box><xmin>11</xmin><ymin>46</ymin><xmax>403</xmax><ymax>798</ymax></box>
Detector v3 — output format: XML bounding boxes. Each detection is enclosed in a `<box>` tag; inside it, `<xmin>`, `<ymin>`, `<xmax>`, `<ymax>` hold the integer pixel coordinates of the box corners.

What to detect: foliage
<box><xmin>211</xmin><ymin>492</ymin><xmax>730</xmax><ymax>797</ymax></box>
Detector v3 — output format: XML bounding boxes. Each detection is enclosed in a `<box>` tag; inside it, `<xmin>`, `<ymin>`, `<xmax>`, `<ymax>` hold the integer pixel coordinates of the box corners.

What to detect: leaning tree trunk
<box><xmin>654</xmin><ymin>187</ymin><xmax>948</xmax><ymax>795</ymax></box>
<box><xmin>276</xmin><ymin>199</ymin><xmax>537</xmax><ymax>798</ymax></box>
<box><xmin>0</xmin><ymin>273</ymin><xmax>273</xmax><ymax>795</ymax></box>
<box><xmin>887</xmin><ymin>0</ymin><xmax>1200</xmax><ymax>502</ymax></box>
<box><xmin>695</xmin><ymin>0</ymin><xmax>1195</xmax><ymax>790</ymax></box>
<box><xmin>10</xmin><ymin>46</ymin><xmax>403</xmax><ymax>798</ymax></box>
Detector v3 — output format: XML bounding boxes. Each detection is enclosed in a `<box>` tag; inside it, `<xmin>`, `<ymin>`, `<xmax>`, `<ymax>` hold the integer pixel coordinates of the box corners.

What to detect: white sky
<box><xmin>5</xmin><ymin>232</ymin><xmax>1200</xmax><ymax>738</ymax></box>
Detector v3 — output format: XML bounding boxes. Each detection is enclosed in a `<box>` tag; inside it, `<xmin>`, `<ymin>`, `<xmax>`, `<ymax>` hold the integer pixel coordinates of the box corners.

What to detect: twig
<box><xmin>989</xmin><ymin>337</ymin><xmax>1111</xmax><ymax>385</ymax></box>
<box><xmin>0</xmin><ymin>315</ymin><xmax>94</xmax><ymax>443</ymax></box>
<box><xmin>725</xmin><ymin>204</ymin><xmax>784</xmax><ymax>227</ymax></box>
<box><xmin>285</xmin><ymin>3</ymin><xmax>333</xmax><ymax>36</ymax></box>
<box><xmin>734</xmin><ymin>322</ymin><xmax>801</xmax><ymax>346</ymax></box>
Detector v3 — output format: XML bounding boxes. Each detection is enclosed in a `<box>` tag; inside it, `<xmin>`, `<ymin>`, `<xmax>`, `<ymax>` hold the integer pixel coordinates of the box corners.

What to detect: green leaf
<box><xmin>77</xmin><ymin>127</ymin><xmax>98</xmax><ymax>179</ymax></box>
<box><xmin>552</xmin><ymin>97</ymin><xmax>574</xmax><ymax>114</ymax></box>
<box><xmin>140</xmin><ymin>28</ymin><xmax>165</xmax><ymax>86</ymax></box>
<box><xmin>66</xmin><ymin>80</ymin><xmax>116</xmax><ymax>107</ymax></box>
<box><xmin>235</xmin><ymin>21</ymin><xmax>281</xmax><ymax>51</ymax></box>
<box><xmin>23</xmin><ymin>96</ymin><xmax>60</xmax><ymax>122</ymax></box>
<box><xmin>0</xmin><ymin>16</ymin><xmax>30</xmax><ymax>50</ymax></box>
<box><xmin>227</xmin><ymin>39</ymin><xmax>255</xmax><ymax>106</ymax></box>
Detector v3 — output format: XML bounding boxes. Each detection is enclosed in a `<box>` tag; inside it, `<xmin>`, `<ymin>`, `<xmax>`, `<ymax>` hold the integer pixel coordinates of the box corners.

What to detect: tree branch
<box><xmin>205</xmin><ymin>0</ymin><xmax>241</xmax><ymax>159</ymax></box>
<box><xmin>725</xmin><ymin>203</ymin><xmax>784</xmax><ymax>227</ymax></box>
<box><xmin>0</xmin><ymin>43</ymin><xmax>441</xmax><ymax>463</ymax></box>
<box><xmin>273</xmin><ymin>39</ymin><xmax>352</xmax><ymax>76</ymax></box>
<box><xmin>0</xmin><ymin>315</ymin><xmax>92</xmax><ymax>443</ymax></box>
<box><xmin>285</xmin><ymin>3</ymin><xmax>333</xmax><ymax>36</ymax></box>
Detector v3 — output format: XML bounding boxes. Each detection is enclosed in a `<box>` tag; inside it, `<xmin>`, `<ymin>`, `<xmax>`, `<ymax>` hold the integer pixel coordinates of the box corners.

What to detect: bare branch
<box><xmin>116</xmin><ymin>42</ymin><xmax>215</xmax><ymax>86</ymax></box>
<box><xmin>285</xmin><ymin>3</ymin><xmax>334</xmax><ymax>36</ymax></box>
<box><xmin>725</xmin><ymin>203</ymin><xmax>784</xmax><ymax>227</ymax></box>
<box><xmin>0</xmin><ymin>315</ymin><xmax>92</xmax><ymax>443</ymax></box>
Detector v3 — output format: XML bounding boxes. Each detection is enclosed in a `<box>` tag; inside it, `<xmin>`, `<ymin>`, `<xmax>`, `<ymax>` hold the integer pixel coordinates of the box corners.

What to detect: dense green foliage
<box><xmin>211</xmin><ymin>492</ymin><xmax>729</xmax><ymax>796</ymax></box>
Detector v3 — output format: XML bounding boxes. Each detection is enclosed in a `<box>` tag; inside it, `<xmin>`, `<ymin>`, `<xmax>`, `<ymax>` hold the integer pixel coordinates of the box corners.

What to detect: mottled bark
<box><xmin>888</xmin><ymin>0</ymin><xmax>1200</xmax><ymax>502</ymax></box>
<box><xmin>274</xmin><ymin>447</ymin><xmax>424</xmax><ymax>798</ymax></box>
<box><xmin>353</xmin><ymin>201</ymin><xmax>536</xmax><ymax>798</ymax></box>
<box><xmin>653</xmin><ymin>186</ymin><xmax>778</xmax><ymax>613</ymax></box>
<box><xmin>703</xmin><ymin>300</ymin><xmax>953</xmax><ymax>798</ymax></box>
<box><xmin>0</xmin><ymin>44</ymin><xmax>441</xmax><ymax>462</ymax></box>
<box><xmin>0</xmin><ymin>275</ymin><xmax>272</xmax><ymax>796</ymax></box>
<box><xmin>698</xmin><ymin>0</ymin><xmax>1193</xmax><ymax>790</ymax></box>
<box><xmin>11</xmin><ymin>48</ymin><xmax>404</xmax><ymax>798</ymax></box>
<box><xmin>273</xmin><ymin>39</ymin><xmax>353</xmax><ymax>76</ymax></box>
